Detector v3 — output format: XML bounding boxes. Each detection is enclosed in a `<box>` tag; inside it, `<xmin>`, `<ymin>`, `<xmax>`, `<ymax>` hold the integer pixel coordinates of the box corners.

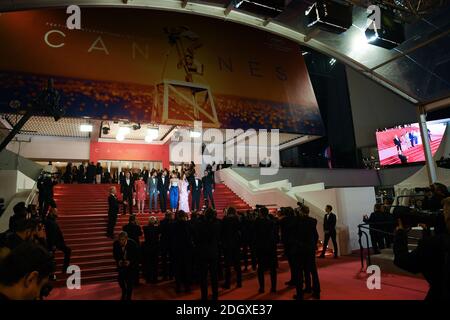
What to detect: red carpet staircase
<box><xmin>53</xmin><ymin>183</ymin><xmax>253</xmax><ymax>286</ymax></box>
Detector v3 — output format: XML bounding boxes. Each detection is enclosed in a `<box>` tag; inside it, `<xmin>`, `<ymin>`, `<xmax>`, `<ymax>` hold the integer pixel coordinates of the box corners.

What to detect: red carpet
<box><xmin>48</xmin><ymin>255</ymin><xmax>428</xmax><ymax>300</ymax></box>
<box><xmin>53</xmin><ymin>183</ymin><xmax>252</xmax><ymax>286</ymax></box>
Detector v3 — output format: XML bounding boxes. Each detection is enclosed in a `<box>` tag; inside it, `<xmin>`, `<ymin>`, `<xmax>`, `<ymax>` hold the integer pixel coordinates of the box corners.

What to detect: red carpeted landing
<box><xmin>48</xmin><ymin>255</ymin><xmax>428</xmax><ymax>300</ymax></box>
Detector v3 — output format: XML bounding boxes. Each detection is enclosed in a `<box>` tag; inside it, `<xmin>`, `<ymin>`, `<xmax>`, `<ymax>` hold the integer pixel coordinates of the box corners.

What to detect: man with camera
<box><xmin>0</xmin><ymin>242</ymin><xmax>55</xmax><ymax>300</ymax></box>
<box><xmin>393</xmin><ymin>197</ymin><xmax>450</xmax><ymax>300</ymax></box>
<box><xmin>113</xmin><ymin>231</ymin><xmax>140</xmax><ymax>300</ymax></box>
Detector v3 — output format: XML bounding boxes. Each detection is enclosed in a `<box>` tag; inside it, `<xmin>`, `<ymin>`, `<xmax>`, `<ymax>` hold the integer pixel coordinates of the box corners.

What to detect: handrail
<box><xmin>357</xmin><ymin>222</ymin><xmax>422</xmax><ymax>270</ymax></box>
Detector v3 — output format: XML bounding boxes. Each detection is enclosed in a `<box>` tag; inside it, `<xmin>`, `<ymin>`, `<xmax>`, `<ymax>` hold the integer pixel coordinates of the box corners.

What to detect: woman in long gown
<box><xmin>169</xmin><ymin>172</ymin><xmax>180</xmax><ymax>211</ymax></box>
<box><xmin>134</xmin><ymin>175</ymin><xmax>147</xmax><ymax>214</ymax></box>
<box><xmin>178</xmin><ymin>174</ymin><xmax>190</xmax><ymax>213</ymax></box>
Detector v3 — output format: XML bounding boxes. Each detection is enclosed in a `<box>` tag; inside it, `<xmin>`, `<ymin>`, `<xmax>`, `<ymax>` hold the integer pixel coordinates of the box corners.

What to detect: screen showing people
<box><xmin>376</xmin><ymin>121</ymin><xmax>447</xmax><ymax>166</ymax></box>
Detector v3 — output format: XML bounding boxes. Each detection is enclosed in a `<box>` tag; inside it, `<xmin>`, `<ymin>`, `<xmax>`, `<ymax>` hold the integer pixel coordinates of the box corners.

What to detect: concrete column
<box><xmin>417</xmin><ymin>105</ymin><xmax>437</xmax><ymax>184</ymax></box>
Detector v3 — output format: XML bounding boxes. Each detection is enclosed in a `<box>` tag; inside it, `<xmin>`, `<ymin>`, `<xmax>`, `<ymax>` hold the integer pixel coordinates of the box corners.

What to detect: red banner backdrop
<box><xmin>90</xmin><ymin>142</ymin><xmax>170</xmax><ymax>168</ymax></box>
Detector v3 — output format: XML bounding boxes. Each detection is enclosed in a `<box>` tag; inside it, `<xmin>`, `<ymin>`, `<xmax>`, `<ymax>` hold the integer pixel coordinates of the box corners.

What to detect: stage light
<box><xmin>364</xmin><ymin>10</ymin><xmax>405</xmax><ymax>49</ymax></box>
<box><xmin>305</xmin><ymin>0</ymin><xmax>353</xmax><ymax>34</ymax></box>
<box><xmin>144</xmin><ymin>135</ymin><xmax>154</xmax><ymax>143</ymax></box>
<box><xmin>80</xmin><ymin>124</ymin><xmax>93</xmax><ymax>132</ymax></box>
<box><xmin>116</xmin><ymin>134</ymin><xmax>125</xmax><ymax>141</ymax></box>
<box><xmin>102</xmin><ymin>126</ymin><xmax>110</xmax><ymax>135</ymax></box>
<box><xmin>329</xmin><ymin>58</ymin><xmax>336</xmax><ymax>66</ymax></box>
<box><xmin>190</xmin><ymin>130</ymin><xmax>201</xmax><ymax>138</ymax></box>
<box><xmin>236</xmin><ymin>0</ymin><xmax>244</xmax><ymax>8</ymax></box>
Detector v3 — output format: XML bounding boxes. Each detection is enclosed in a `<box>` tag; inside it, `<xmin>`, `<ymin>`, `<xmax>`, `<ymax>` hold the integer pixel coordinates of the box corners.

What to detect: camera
<box><xmin>393</xmin><ymin>206</ymin><xmax>442</xmax><ymax>229</ymax></box>
<box><xmin>414</xmin><ymin>187</ymin><xmax>431</xmax><ymax>193</ymax></box>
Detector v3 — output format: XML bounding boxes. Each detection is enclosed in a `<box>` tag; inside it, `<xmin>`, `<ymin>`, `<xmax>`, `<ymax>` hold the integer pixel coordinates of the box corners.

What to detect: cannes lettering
<box><xmin>176</xmin><ymin>304</ymin><xmax>273</xmax><ymax>317</ymax></box>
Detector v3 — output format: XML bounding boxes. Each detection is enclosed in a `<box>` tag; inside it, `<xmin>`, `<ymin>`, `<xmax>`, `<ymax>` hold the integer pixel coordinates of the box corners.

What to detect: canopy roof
<box><xmin>1</xmin><ymin>0</ymin><xmax>449</xmax><ymax>109</ymax></box>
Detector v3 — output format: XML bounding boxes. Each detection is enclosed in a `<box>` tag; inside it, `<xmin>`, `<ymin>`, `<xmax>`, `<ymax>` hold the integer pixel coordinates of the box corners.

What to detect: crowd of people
<box><xmin>110</xmin><ymin>202</ymin><xmax>334</xmax><ymax>301</ymax></box>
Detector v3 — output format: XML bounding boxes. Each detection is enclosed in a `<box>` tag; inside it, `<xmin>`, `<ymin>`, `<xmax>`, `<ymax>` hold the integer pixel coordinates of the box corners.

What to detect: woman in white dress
<box><xmin>178</xmin><ymin>173</ymin><xmax>190</xmax><ymax>213</ymax></box>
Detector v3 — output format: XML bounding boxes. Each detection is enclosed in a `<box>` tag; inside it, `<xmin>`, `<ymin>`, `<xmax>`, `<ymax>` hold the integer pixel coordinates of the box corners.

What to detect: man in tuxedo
<box><xmin>221</xmin><ymin>207</ymin><xmax>242</xmax><ymax>289</ymax></box>
<box><xmin>202</xmin><ymin>170</ymin><xmax>215</xmax><ymax>209</ymax></box>
<box><xmin>107</xmin><ymin>186</ymin><xmax>121</xmax><ymax>239</ymax></box>
<box><xmin>292</xmin><ymin>206</ymin><xmax>320</xmax><ymax>300</ymax></box>
<box><xmin>148</xmin><ymin>171</ymin><xmax>159</xmax><ymax>213</ymax></box>
<box><xmin>254</xmin><ymin>207</ymin><xmax>278</xmax><ymax>293</ymax></box>
<box><xmin>393</xmin><ymin>135</ymin><xmax>402</xmax><ymax>151</ymax></box>
<box><xmin>120</xmin><ymin>171</ymin><xmax>134</xmax><ymax>215</ymax></box>
<box><xmin>192</xmin><ymin>208</ymin><xmax>221</xmax><ymax>300</ymax></box>
<box><xmin>142</xmin><ymin>167</ymin><xmax>149</xmax><ymax>184</ymax></box>
<box><xmin>191</xmin><ymin>173</ymin><xmax>203</xmax><ymax>212</ymax></box>
<box><xmin>158</xmin><ymin>171</ymin><xmax>170</xmax><ymax>213</ymax></box>
<box><xmin>319</xmin><ymin>205</ymin><xmax>338</xmax><ymax>258</ymax></box>
<box><xmin>113</xmin><ymin>231</ymin><xmax>140</xmax><ymax>300</ymax></box>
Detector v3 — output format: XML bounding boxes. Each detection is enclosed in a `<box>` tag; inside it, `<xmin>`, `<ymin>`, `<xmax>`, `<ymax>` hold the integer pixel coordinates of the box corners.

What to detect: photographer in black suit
<box><xmin>158</xmin><ymin>170</ymin><xmax>170</xmax><ymax>212</ymax></box>
<box><xmin>120</xmin><ymin>171</ymin><xmax>134</xmax><ymax>215</ymax></box>
<box><xmin>319</xmin><ymin>205</ymin><xmax>338</xmax><ymax>258</ymax></box>
<box><xmin>393</xmin><ymin>197</ymin><xmax>450</xmax><ymax>300</ymax></box>
<box><xmin>113</xmin><ymin>231</ymin><xmax>140</xmax><ymax>300</ymax></box>
<box><xmin>191</xmin><ymin>173</ymin><xmax>203</xmax><ymax>212</ymax></box>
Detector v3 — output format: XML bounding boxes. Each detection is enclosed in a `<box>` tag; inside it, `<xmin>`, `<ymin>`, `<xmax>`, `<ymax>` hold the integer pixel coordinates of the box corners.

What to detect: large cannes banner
<box><xmin>0</xmin><ymin>8</ymin><xmax>323</xmax><ymax>135</ymax></box>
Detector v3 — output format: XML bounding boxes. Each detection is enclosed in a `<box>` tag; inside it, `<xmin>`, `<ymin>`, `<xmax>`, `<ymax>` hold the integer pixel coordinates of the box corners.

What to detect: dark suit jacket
<box><xmin>192</xmin><ymin>217</ymin><xmax>221</xmax><ymax>260</ymax></box>
<box><xmin>108</xmin><ymin>194</ymin><xmax>120</xmax><ymax>217</ymax></box>
<box><xmin>121</xmin><ymin>179</ymin><xmax>135</xmax><ymax>197</ymax></box>
<box><xmin>44</xmin><ymin>217</ymin><xmax>65</xmax><ymax>249</ymax></box>
<box><xmin>158</xmin><ymin>176</ymin><xmax>170</xmax><ymax>194</ymax></box>
<box><xmin>143</xmin><ymin>225</ymin><xmax>160</xmax><ymax>248</ymax></box>
<box><xmin>253</xmin><ymin>217</ymin><xmax>278</xmax><ymax>256</ymax></box>
<box><xmin>190</xmin><ymin>178</ymin><xmax>203</xmax><ymax>193</ymax></box>
<box><xmin>202</xmin><ymin>175</ymin><xmax>214</xmax><ymax>192</ymax></box>
<box><xmin>122</xmin><ymin>223</ymin><xmax>143</xmax><ymax>245</ymax></box>
<box><xmin>113</xmin><ymin>239</ymin><xmax>140</xmax><ymax>269</ymax></box>
<box><xmin>221</xmin><ymin>215</ymin><xmax>241</xmax><ymax>250</ymax></box>
<box><xmin>323</xmin><ymin>212</ymin><xmax>337</xmax><ymax>232</ymax></box>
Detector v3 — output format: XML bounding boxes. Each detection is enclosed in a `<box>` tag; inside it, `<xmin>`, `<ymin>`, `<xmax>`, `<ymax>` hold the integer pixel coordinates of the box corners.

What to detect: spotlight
<box><xmin>305</xmin><ymin>0</ymin><xmax>353</xmax><ymax>34</ymax></box>
<box><xmin>364</xmin><ymin>10</ymin><xmax>405</xmax><ymax>49</ymax></box>
<box><xmin>116</xmin><ymin>134</ymin><xmax>125</xmax><ymax>142</ymax></box>
<box><xmin>80</xmin><ymin>124</ymin><xmax>93</xmax><ymax>132</ymax></box>
<box><xmin>102</xmin><ymin>126</ymin><xmax>110</xmax><ymax>135</ymax></box>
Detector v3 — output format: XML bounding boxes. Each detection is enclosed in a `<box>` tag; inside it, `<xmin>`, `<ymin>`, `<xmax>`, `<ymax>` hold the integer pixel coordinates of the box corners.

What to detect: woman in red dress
<box><xmin>134</xmin><ymin>175</ymin><xmax>147</xmax><ymax>214</ymax></box>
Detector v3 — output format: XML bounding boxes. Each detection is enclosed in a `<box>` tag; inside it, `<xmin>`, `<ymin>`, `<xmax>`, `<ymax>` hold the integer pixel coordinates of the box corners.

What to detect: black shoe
<box><xmin>303</xmin><ymin>288</ymin><xmax>312</xmax><ymax>294</ymax></box>
<box><xmin>312</xmin><ymin>293</ymin><xmax>321</xmax><ymax>299</ymax></box>
<box><xmin>293</xmin><ymin>294</ymin><xmax>304</xmax><ymax>300</ymax></box>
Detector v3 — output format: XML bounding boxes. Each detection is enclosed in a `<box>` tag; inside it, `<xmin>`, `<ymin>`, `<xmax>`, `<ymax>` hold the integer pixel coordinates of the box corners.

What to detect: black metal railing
<box><xmin>357</xmin><ymin>221</ymin><xmax>421</xmax><ymax>269</ymax></box>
